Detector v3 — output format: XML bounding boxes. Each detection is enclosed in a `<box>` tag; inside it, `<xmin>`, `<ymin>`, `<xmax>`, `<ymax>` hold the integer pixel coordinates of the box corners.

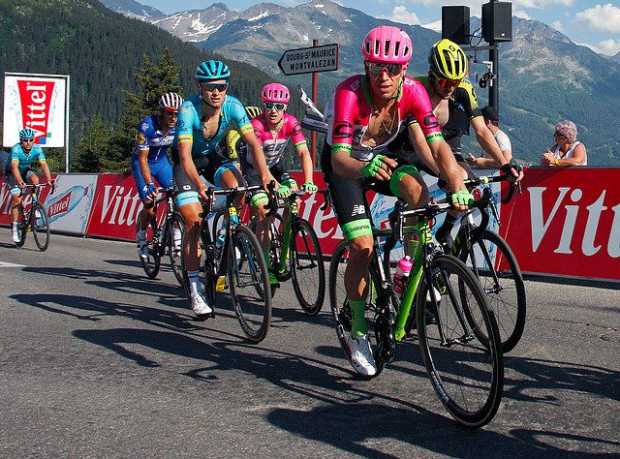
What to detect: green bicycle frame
<box><xmin>393</xmin><ymin>221</ymin><xmax>434</xmax><ymax>341</ymax></box>
<box><xmin>275</xmin><ymin>202</ymin><xmax>297</xmax><ymax>273</ymax></box>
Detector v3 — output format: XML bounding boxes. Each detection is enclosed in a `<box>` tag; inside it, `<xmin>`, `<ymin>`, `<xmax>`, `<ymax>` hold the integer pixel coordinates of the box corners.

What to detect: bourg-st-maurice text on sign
<box><xmin>278</xmin><ymin>43</ymin><xmax>339</xmax><ymax>76</ymax></box>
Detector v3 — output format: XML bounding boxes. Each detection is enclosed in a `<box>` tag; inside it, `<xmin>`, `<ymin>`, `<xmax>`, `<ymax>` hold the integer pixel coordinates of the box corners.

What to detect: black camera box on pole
<box><xmin>482</xmin><ymin>2</ymin><xmax>512</xmax><ymax>42</ymax></box>
<box><xmin>442</xmin><ymin>6</ymin><xmax>470</xmax><ymax>44</ymax></box>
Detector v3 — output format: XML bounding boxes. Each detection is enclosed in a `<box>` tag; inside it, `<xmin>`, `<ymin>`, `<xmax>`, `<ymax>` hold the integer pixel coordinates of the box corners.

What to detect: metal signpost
<box><xmin>278</xmin><ymin>42</ymin><xmax>339</xmax><ymax>163</ymax></box>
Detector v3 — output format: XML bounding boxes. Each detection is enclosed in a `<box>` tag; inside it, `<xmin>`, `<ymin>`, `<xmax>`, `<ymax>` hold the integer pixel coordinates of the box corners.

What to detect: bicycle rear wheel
<box><xmin>140</xmin><ymin>218</ymin><xmax>161</xmax><ymax>279</ymax></box>
<box><xmin>229</xmin><ymin>225</ymin><xmax>272</xmax><ymax>343</ymax></box>
<box><xmin>459</xmin><ymin>230</ymin><xmax>526</xmax><ymax>353</ymax></box>
<box><xmin>166</xmin><ymin>212</ymin><xmax>185</xmax><ymax>288</ymax></box>
<box><xmin>416</xmin><ymin>254</ymin><xmax>503</xmax><ymax>428</ymax></box>
<box><xmin>291</xmin><ymin>218</ymin><xmax>325</xmax><ymax>315</ymax></box>
<box><xmin>32</xmin><ymin>203</ymin><xmax>50</xmax><ymax>251</ymax></box>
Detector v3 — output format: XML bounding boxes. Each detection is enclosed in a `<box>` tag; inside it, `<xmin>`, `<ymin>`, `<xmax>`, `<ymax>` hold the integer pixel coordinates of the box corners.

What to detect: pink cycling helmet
<box><xmin>361</xmin><ymin>26</ymin><xmax>413</xmax><ymax>65</ymax></box>
<box><xmin>261</xmin><ymin>83</ymin><xmax>290</xmax><ymax>104</ymax></box>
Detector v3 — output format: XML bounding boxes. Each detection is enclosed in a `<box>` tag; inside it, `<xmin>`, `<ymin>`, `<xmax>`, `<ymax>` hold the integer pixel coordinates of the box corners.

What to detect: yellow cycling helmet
<box><xmin>428</xmin><ymin>38</ymin><xmax>468</xmax><ymax>80</ymax></box>
<box><xmin>245</xmin><ymin>105</ymin><xmax>262</xmax><ymax>119</ymax></box>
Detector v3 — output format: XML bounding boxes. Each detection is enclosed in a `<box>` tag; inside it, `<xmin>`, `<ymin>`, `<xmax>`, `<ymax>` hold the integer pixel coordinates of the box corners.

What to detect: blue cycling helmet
<box><xmin>19</xmin><ymin>127</ymin><xmax>36</xmax><ymax>140</ymax></box>
<box><xmin>195</xmin><ymin>60</ymin><xmax>230</xmax><ymax>81</ymax></box>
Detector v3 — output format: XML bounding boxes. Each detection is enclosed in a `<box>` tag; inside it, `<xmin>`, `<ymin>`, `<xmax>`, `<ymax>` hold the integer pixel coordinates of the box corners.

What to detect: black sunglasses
<box><xmin>366</xmin><ymin>62</ymin><xmax>403</xmax><ymax>77</ymax></box>
<box><xmin>203</xmin><ymin>82</ymin><xmax>228</xmax><ymax>92</ymax></box>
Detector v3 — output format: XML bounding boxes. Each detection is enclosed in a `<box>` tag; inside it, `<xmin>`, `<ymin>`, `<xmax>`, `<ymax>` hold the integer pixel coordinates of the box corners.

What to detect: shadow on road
<box><xmin>267</xmin><ymin>403</ymin><xmax>620</xmax><ymax>458</ymax></box>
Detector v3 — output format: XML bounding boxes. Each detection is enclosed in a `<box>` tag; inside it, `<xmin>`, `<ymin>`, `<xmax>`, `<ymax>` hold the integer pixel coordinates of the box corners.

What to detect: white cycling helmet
<box><xmin>159</xmin><ymin>92</ymin><xmax>183</xmax><ymax>112</ymax></box>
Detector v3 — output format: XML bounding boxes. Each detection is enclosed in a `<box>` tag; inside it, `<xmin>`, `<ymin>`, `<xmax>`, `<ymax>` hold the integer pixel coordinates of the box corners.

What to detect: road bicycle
<box><xmin>14</xmin><ymin>182</ymin><xmax>53</xmax><ymax>251</ymax></box>
<box><xmin>435</xmin><ymin>174</ymin><xmax>526</xmax><ymax>354</ymax></box>
<box><xmin>259</xmin><ymin>182</ymin><xmax>326</xmax><ymax>315</ymax></box>
<box><xmin>329</xmin><ymin>189</ymin><xmax>504</xmax><ymax>428</ymax></box>
<box><xmin>138</xmin><ymin>187</ymin><xmax>185</xmax><ymax>287</ymax></box>
<box><xmin>190</xmin><ymin>185</ymin><xmax>272</xmax><ymax>342</ymax></box>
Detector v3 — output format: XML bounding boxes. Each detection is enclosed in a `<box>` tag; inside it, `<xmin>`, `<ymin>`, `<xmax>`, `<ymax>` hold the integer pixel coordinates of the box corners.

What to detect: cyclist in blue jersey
<box><xmin>174</xmin><ymin>59</ymin><xmax>273</xmax><ymax>318</ymax></box>
<box><xmin>5</xmin><ymin>128</ymin><xmax>52</xmax><ymax>243</ymax></box>
<box><xmin>132</xmin><ymin>92</ymin><xmax>183</xmax><ymax>261</ymax></box>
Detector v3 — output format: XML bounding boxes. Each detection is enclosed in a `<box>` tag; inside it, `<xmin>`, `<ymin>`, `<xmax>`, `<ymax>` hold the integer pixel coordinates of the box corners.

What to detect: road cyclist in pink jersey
<box><xmin>239</xmin><ymin>82</ymin><xmax>317</xmax><ymax>286</ymax></box>
<box><xmin>323</xmin><ymin>25</ymin><xmax>473</xmax><ymax>377</ymax></box>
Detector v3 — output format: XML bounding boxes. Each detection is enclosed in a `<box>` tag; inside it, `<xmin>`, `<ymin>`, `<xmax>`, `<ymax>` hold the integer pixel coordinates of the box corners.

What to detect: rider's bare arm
<box><xmin>137</xmin><ymin>148</ymin><xmax>153</xmax><ymax>185</ymax></box>
<box><xmin>406</xmin><ymin>123</ymin><xmax>440</xmax><ymax>175</ymax></box>
<box><xmin>429</xmin><ymin>139</ymin><xmax>466</xmax><ymax>193</ymax></box>
<box><xmin>178</xmin><ymin>141</ymin><xmax>205</xmax><ymax>192</ymax></box>
<box><xmin>331</xmin><ymin>149</ymin><xmax>395</xmax><ymax>181</ymax></box>
<box><xmin>11</xmin><ymin>161</ymin><xmax>25</xmax><ymax>186</ymax></box>
<box><xmin>40</xmin><ymin>161</ymin><xmax>52</xmax><ymax>184</ymax></box>
<box><xmin>242</xmin><ymin>129</ymin><xmax>275</xmax><ymax>187</ymax></box>
<box><xmin>295</xmin><ymin>144</ymin><xmax>314</xmax><ymax>185</ymax></box>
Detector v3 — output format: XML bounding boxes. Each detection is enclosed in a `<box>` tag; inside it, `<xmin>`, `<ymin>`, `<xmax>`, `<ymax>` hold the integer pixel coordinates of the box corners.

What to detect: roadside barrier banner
<box><xmin>499</xmin><ymin>168</ymin><xmax>620</xmax><ymax>282</ymax></box>
<box><xmin>45</xmin><ymin>174</ymin><xmax>96</xmax><ymax>234</ymax></box>
<box><xmin>86</xmin><ymin>173</ymin><xmax>145</xmax><ymax>241</ymax></box>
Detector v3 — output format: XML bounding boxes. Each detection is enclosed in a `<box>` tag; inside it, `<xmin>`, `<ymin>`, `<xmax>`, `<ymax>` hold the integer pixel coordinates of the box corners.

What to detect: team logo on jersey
<box><xmin>423</xmin><ymin>114</ymin><xmax>440</xmax><ymax>130</ymax></box>
<box><xmin>136</xmin><ymin>133</ymin><xmax>146</xmax><ymax>145</ymax></box>
<box><xmin>333</xmin><ymin>121</ymin><xmax>353</xmax><ymax>139</ymax></box>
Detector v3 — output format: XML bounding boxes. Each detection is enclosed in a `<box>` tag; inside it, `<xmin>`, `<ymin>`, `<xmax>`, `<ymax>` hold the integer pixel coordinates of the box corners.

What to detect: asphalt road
<box><xmin>0</xmin><ymin>228</ymin><xmax>618</xmax><ymax>458</ymax></box>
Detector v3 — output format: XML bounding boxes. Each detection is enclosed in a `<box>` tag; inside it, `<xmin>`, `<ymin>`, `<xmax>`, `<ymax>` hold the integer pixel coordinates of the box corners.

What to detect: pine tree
<box><xmin>74</xmin><ymin>115</ymin><xmax>111</xmax><ymax>172</ymax></box>
<box><xmin>106</xmin><ymin>49</ymin><xmax>184</xmax><ymax>171</ymax></box>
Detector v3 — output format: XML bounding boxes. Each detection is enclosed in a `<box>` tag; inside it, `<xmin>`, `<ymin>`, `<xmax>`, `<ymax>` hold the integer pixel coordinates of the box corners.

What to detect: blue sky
<box><xmin>140</xmin><ymin>0</ymin><xmax>620</xmax><ymax>56</ymax></box>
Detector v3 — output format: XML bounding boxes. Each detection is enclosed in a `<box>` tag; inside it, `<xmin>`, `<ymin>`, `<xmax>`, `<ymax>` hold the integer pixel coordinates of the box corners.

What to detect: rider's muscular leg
<box><xmin>10</xmin><ymin>195</ymin><xmax>21</xmax><ymax>223</ymax></box>
<box><xmin>180</xmin><ymin>203</ymin><xmax>203</xmax><ymax>271</ymax></box>
<box><xmin>345</xmin><ymin>234</ymin><xmax>374</xmax><ymax>336</ymax></box>
<box><xmin>138</xmin><ymin>201</ymin><xmax>155</xmax><ymax>231</ymax></box>
<box><xmin>397</xmin><ymin>174</ymin><xmax>427</xmax><ymax>208</ymax></box>
<box><xmin>253</xmin><ymin>201</ymin><xmax>271</xmax><ymax>251</ymax></box>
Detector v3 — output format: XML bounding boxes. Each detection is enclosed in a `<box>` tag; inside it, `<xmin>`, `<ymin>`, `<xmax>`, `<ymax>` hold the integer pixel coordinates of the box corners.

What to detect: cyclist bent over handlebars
<box><xmin>323</xmin><ymin>26</ymin><xmax>472</xmax><ymax>377</ymax></box>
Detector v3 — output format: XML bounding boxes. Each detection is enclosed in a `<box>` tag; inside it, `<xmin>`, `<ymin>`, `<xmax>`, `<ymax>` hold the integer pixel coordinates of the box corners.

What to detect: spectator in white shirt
<box><xmin>541</xmin><ymin>120</ymin><xmax>587</xmax><ymax>167</ymax></box>
<box><xmin>467</xmin><ymin>105</ymin><xmax>512</xmax><ymax>168</ymax></box>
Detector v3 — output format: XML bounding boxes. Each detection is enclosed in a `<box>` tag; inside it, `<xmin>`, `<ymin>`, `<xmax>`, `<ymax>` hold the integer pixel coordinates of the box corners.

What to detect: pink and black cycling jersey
<box><xmin>245</xmin><ymin>113</ymin><xmax>307</xmax><ymax>168</ymax></box>
<box><xmin>327</xmin><ymin>75</ymin><xmax>443</xmax><ymax>161</ymax></box>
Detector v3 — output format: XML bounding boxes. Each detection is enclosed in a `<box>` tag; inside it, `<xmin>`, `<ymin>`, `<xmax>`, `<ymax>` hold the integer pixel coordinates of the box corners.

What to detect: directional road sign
<box><xmin>278</xmin><ymin>43</ymin><xmax>339</xmax><ymax>76</ymax></box>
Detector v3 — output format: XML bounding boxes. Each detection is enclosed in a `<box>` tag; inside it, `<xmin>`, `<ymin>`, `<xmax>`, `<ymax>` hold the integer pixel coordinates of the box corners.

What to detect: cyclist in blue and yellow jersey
<box><xmin>132</xmin><ymin>92</ymin><xmax>183</xmax><ymax>261</ymax></box>
<box><xmin>403</xmin><ymin>39</ymin><xmax>522</xmax><ymax>243</ymax></box>
<box><xmin>174</xmin><ymin>59</ymin><xmax>273</xmax><ymax>318</ymax></box>
<box><xmin>5</xmin><ymin>128</ymin><xmax>52</xmax><ymax>244</ymax></box>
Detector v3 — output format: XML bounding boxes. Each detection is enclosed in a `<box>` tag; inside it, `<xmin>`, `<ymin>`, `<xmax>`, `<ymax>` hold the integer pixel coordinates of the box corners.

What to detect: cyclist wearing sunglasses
<box><xmin>238</xmin><ymin>83</ymin><xmax>315</xmax><ymax>285</ymax></box>
<box><xmin>132</xmin><ymin>92</ymin><xmax>183</xmax><ymax>261</ymax></box>
<box><xmin>405</xmin><ymin>38</ymin><xmax>522</xmax><ymax>243</ymax></box>
<box><xmin>323</xmin><ymin>26</ymin><xmax>471</xmax><ymax>376</ymax></box>
<box><xmin>173</xmin><ymin>59</ymin><xmax>272</xmax><ymax>318</ymax></box>
<box><xmin>5</xmin><ymin>128</ymin><xmax>52</xmax><ymax>244</ymax></box>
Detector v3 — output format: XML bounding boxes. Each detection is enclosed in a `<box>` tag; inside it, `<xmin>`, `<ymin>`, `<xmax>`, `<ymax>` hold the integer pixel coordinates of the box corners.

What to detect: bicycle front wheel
<box><xmin>32</xmin><ymin>203</ymin><xmax>50</xmax><ymax>251</ymax></box>
<box><xmin>416</xmin><ymin>254</ymin><xmax>503</xmax><ymax>428</ymax></box>
<box><xmin>140</xmin><ymin>218</ymin><xmax>161</xmax><ymax>279</ymax></box>
<box><xmin>291</xmin><ymin>219</ymin><xmax>325</xmax><ymax>315</ymax></box>
<box><xmin>229</xmin><ymin>225</ymin><xmax>272</xmax><ymax>343</ymax></box>
<box><xmin>460</xmin><ymin>230</ymin><xmax>526</xmax><ymax>353</ymax></box>
<box><xmin>166</xmin><ymin>212</ymin><xmax>185</xmax><ymax>288</ymax></box>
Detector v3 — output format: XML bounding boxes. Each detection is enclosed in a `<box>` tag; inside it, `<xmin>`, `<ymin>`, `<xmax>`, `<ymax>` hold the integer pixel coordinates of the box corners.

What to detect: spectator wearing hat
<box><xmin>467</xmin><ymin>105</ymin><xmax>512</xmax><ymax>168</ymax></box>
<box><xmin>542</xmin><ymin>120</ymin><xmax>587</xmax><ymax>167</ymax></box>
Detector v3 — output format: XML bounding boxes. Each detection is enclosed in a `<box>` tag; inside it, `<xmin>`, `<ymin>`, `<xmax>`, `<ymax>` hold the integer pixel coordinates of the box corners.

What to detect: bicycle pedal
<box><xmin>215</xmin><ymin>276</ymin><xmax>227</xmax><ymax>292</ymax></box>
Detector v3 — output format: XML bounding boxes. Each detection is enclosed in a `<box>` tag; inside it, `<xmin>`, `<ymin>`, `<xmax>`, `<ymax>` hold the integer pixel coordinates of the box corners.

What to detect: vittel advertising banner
<box><xmin>3</xmin><ymin>73</ymin><xmax>68</xmax><ymax>147</ymax></box>
<box><xmin>86</xmin><ymin>173</ymin><xmax>145</xmax><ymax>241</ymax></box>
<box><xmin>44</xmin><ymin>175</ymin><xmax>97</xmax><ymax>235</ymax></box>
<box><xmin>500</xmin><ymin>168</ymin><xmax>620</xmax><ymax>282</ymax></box>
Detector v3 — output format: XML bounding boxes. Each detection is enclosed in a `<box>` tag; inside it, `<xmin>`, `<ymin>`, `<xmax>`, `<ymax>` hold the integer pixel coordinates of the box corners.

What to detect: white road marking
<box><xmin>0</xmin><ymin>261</ymin><xmax>25</xmax><ymax>268</ymax></box>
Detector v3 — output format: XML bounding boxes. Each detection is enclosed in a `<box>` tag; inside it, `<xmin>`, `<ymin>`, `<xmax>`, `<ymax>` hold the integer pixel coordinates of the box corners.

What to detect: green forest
<box><xmin>0</xmin><ymin>0</ymin><xmax>303</xmax><ymax>172</ymax></box>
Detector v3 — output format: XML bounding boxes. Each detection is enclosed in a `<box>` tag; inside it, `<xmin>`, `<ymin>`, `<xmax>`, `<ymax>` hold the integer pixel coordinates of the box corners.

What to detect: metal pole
<box><xmin>488</xmin><ymin>0</ymin><xmax>499</xmax><ymax>114</ymax></box>
<box><xmin>311</xmin><ymin>39</ymin><xmax>319</xmax><ymax>167</ymax></box>
<box><xmin>65</xmin><ymin>75</ymin><xmax>70</xmax><ymax>173</ymax></box>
